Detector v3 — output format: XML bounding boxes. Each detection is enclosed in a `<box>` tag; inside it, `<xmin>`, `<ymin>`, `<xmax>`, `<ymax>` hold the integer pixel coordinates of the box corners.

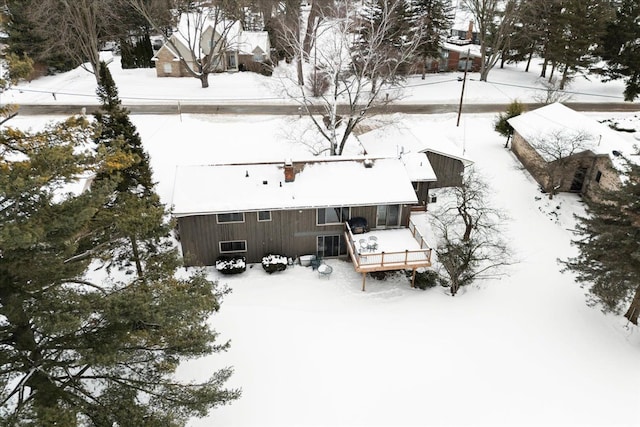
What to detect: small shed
<box><xmin>507</xmin><ymin>103</ymin><xmax>634</xmax><ymax>199</ymax></box>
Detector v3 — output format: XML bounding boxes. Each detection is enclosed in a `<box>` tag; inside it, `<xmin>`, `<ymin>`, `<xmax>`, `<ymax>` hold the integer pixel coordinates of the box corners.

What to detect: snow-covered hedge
<box><xmin>215</xmin><ymin>256</ymin><xmax>247</xmax><ymax>275</ymax></box>
<box><xmin>261</xmin><ymin>254</ymin><xmax>288</xmax><ymax>274</ymax></box>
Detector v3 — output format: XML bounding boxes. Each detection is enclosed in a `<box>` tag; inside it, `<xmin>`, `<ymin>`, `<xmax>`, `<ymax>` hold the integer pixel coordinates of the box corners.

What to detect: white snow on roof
<box><xmin>239</xmin><ymin>31</ymin><xmax>269</xmax><ymax>56</ymax></box>
<box><xmin>442</xmin><ymin>41</ymin><xmax>482</xmax><ymax>57</ymax></box>
<box><xmin>358</xmin><ymin>123</ymin><xmax>472</xmax><ymax>182</ymax></box>
<box><xmin>507</xmin><ymin>103</ymin><xmax>635</xmax><ymax>164</ymax></box>
<box><xmin>172</xmin><ymin>158</ymin><xmax>418</xmax><ymax>216</ymax></box>
<box><xmin>400</xmin><ymin>152</ymin><xmax>437</xmax><ymax>182</ymax></box>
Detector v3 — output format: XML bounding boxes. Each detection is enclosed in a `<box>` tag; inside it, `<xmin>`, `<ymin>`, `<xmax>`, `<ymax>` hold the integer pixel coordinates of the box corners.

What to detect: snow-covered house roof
<box><xmin>238</xmin><ymin>31</ymin><xmax>270</xmax><ymax>56</ymax></box>
<box><xmin>357</xmin><ymin>124</ymin><xmax>472</xmax><ymax>182</ymax></box>
<box><xmin>172</xmin><ymin>157</ymin><xmax>418</xmax><ymax>217</ymax></box>
<box><xmin>507</xmin><ymin>103</ymin><xmax>635</xmax><ymax>165</ymax></box>
<box><xmin>441</xmin><ymin>41</ymin><xmax>482</xmax><ymax>58</ymax></box>
<box><xmin>152</xmin><ymin>10</ymin><xmax>242</xmax><ymax>61</ymax></box>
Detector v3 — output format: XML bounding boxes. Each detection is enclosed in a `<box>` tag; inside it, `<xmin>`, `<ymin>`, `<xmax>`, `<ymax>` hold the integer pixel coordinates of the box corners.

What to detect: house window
<box><xmin>376</xmin><ymin>205</ymin><xmax>400</xmax><ymax>228</ymax></box>
<box><xmin>257</xmin><ymin>211</ymin><xmax>271</xmax><ymax>222</ymax></box>
<box><xmin>317</xmin><ymin>207</ymin><xmax>350</xmax><ymax>225</ymax></box>
<box><xmin>227</xmin><ymin>52</ymin><xmax>237</xmax><ymax>69</ymax></box>
<box><xmin>163</xmin><ymin>63</ymin><xmax>172</xmax><ymax>74</ymax></box>
<box><xmin>595</xmin><ymin>170</ymin><xmax>602</xmax><ymax>183</ymax></box>
<box><xmin>217</xmin><ymin>212</ymin><xmax>244</xmax><ymax>223</ymax></box>
<box><xmin>317</xmin><ymin>235</ymin><xmax>346</xmax><ymax>257</ymax></box>
<box><xmin>253</xmin><ymin>52</ymin><xmax>264</xmax><ymax>62</ymax></box>
<box><xmin>219</xmin><ymin>240</ymin><xmax>247</xmax><ymax>253</ymax></box>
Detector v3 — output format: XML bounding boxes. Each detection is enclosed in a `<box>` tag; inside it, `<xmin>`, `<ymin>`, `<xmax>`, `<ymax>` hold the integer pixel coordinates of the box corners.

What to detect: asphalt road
<box><xmin>14</xmin><ymin>102</ymin><xmax>640</xmax><ymax>116</ymax></box>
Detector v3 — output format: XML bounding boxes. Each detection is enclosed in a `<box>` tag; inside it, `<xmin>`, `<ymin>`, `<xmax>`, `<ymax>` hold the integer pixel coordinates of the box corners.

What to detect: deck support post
<box><xmin>411</xmin><ymin>268</ymin><xmax>416</xmax><ymax>288</ymax></box>
<box><xmin>362</xmin><ymin>273</ymin><xmax>366</xmax><ymax>292</ymax></box>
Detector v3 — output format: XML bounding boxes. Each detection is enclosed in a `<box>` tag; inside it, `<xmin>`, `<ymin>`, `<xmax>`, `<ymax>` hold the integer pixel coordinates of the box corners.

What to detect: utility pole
<box><xmin>456</xmin><ymin>49</ymin><xmax>470</xmax><ymax>127</ymax></box>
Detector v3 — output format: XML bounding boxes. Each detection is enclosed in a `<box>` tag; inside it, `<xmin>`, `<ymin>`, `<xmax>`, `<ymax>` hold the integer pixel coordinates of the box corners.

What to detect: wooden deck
<box><xmin>344</xmin><ymin>219</ymin><xmax>432</xmax><ymax>291</ymax></box>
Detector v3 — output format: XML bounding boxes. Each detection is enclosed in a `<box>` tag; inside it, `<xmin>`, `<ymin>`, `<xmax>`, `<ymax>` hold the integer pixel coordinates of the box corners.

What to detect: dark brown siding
<box><xmin>425</xmin><ymin>152</ymin><xmax>464</xmax><ymax>188</ymax></box>
<box><xmin>178</xmin><ymin>204</ymin><xmax>414</xmax><ymax>266</ymax></box>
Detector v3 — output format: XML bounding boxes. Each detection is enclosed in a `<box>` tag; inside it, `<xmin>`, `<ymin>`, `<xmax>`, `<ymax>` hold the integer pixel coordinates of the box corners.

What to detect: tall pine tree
<box><xmin>409</xmin><ymin>0</ymin><xmax>453</xmax><ymax>78</ymax></box>
<box><xmin>0</xmin><ymin>97</ymin><xmax>239</xmax><ymax>426</ymax></box>
<box><xmin>600</xmin><ymin>0</ymin><xmax>640</xmax><ymax>101</ymax></box>
<box><xmin>564</xmin><ymin>158</ymin><xmax>640</xmax><ymax>325</ymax></box>
<box><xmin>92</xmin><ymin>63</ymin><xmax>164</xmax><ymax>277</ymax></box>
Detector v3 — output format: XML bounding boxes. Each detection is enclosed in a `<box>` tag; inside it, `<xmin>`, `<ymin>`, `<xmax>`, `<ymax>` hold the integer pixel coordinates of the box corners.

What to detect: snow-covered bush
<box><xmin>261</xmin><ymin>254</ymin><xmax>288</xmax><ymax>274</ymax></box>
<box><xmin>215</xmin><ymin>256</ymin><xmax>247</xmax><ymax>275</ymax></box>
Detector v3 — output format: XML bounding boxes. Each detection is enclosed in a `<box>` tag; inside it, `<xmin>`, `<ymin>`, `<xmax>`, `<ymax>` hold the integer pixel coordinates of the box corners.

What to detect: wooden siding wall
<box><xmin>178</xmin><ymin>205</ymin><xmax>412</xmax><ymax>266</ymax></box>
<box><xmin>425</xmin><ymin>152</ymin><xmax>464</xmax><ymax>188</ymax></box>
<box><xmin>414</xmin><ymin>182</ymin><xmax>431</xmax><ymax>206</ymax></box>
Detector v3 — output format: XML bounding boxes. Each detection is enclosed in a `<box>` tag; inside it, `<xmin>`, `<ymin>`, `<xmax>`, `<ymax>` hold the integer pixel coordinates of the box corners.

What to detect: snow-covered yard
<box><xmin>6</xmin><ymin>57</ymin><xmax>640</xmax><ymax>426</ymax></box>
<box><xmin>3</xmin><ymin>54</ymin><xmax>637</xmax><ymax>106</ymax></box>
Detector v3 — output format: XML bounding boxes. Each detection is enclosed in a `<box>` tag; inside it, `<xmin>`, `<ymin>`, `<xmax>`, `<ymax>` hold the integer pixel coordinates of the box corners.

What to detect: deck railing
<box><xmin>344</xmin><ymin>221</ymin><xmax>432</xmax><ymax>273</ymax></box>
<box><xmin>408</xmin><ymin>217</ymin><xmax>430</xmax><ymax>249</ymax></box>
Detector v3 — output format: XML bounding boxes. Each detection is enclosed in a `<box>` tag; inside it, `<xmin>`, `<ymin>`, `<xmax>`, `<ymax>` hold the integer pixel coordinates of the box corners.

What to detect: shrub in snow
<box><xmin>215</xmin><ymin>256</ymin><xmax>246</xmax><ymax>275</ymax></box>
<box><xmin>407</xmin><ymin>269</ymin><xmax>439</xmax><ymax>290</ymax></box>
<box><xmin>261</xmin><ymin>254</ymin><xmax>287</xmax><ymax>274</ymax></box>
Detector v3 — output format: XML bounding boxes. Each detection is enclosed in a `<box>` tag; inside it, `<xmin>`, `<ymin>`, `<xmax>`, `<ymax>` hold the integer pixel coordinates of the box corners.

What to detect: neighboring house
<box><xmin>357</xmin><ymin>125</ymin><xmax>472</xmax><ymax>208</ymax></box>
<box><xmin>172</xmin><ymin>157</ymin><xmax>427</xmax><ymax>267</ymax></box>
<box><xmin>418</xmin><ymin>40</ymin><xmax>482</xmax><ymax>74</ymax></box>
<box><xmin>507</xmin><ymin>103</ymin><xmax>635</xmax><ymax>199</ymax></box>
<box><xmin>450</xmin><ymin>18</ymin><xmax>480</xmax><ymax>45</ymax></box>
<box><xmin>440</xmin><ymin>42</ymin><xmax>482</xmax><ymax>72</ymax></box>
<box><xmin>152</xmin><ymin>12</ymin><xmax>270</xmax><ymax>77</ymax></box>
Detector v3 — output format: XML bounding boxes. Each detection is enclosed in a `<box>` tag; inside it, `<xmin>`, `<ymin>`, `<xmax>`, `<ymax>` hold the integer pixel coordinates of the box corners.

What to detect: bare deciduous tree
<box><xmin>29</xmin><ymin>0</ymin><xmax>124</xmax><ymax>84</ymax></box>
<box><xmin>128</xmin><ymin>0</ymin><xmax>242</xmax><ymax>88</ymax></box>
<box><xmin>277</xmin><ymin>0</ymin><xmax>422</xmax><ymax>155</ymax></box>
<box><xmin>529</xmin><ymin>129</ymin><xmax>595</xmax><ymax>198</ymax></box>
<box><xmin>461</xmin><ymin>0</ymin><xmax>520</xmax><ymax>82</ymax></box>
<box><xmin>532</xmin><ymin>77</ymin><xmax>573</xmax><ymax>105</ymax></box>
<box><xmin>429</xmin><ymin>168</ymin><xmax>512</xmax><ymax>296</ymax></box>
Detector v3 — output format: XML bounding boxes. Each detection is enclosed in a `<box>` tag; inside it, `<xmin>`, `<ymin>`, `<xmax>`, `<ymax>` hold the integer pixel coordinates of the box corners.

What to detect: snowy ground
<box><xmin>3</xmin><ymin>55</ymin><xmax>636</xmax><ymax>106</ymax></box>
<box><xmin>6</xmin><ymin>58</ymin><xmax>640</xmax><ymax>426</ymax></box>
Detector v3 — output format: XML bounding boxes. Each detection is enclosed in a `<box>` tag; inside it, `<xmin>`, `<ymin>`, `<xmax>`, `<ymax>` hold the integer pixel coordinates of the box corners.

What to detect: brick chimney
<box><xmin>284</xmin><ymin>159</ymin><xmax>295</xmax><ymax>182</ymax></box>
<box><xmin>466</xmin><ymin>20</ymin><xmax>474</xmax><ymax>40</ymax></box>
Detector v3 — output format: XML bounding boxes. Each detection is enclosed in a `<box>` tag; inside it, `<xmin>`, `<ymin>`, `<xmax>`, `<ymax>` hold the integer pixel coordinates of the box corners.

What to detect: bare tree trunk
<box><xmin>540</xmin><ymin>56</ymin><xmax>548</xmax><ymax>78</ymax></box>
<box><xmin>296</xmin><ymin>55</ymin><xmax>304</xmax><ymax>86</ymax></box>
<box><xmin>525</xmin><ymin>50</ymin><xmax>533</xmax><ymax>72</ymax></box>
<box><xmin>302</xmin><ymin>1</ymin><xmax>321</xmax><ymax>59</ymax></box>
<box><xmin>559</xmin><ymin>66</ymin><xmax>569</xmax><ymax>90</ymax></box>
<box><xmin>548</xmin><ymin>62</ymin><xmax>556</xmax><ymax>82</ymax></box>
<box><xmin>624</xmin><ymin>284</ymin><xmax>640</xmax><ymax>325</ymax></box>
<box><xmin>200</xmin><ymin>73</ymin><xmax>210</xmax><ymax>88</ymax></box>
<box><xmin>130</xmin><ymin>236</ymin><xmax>143</xmax><ymax>278</ymax></box>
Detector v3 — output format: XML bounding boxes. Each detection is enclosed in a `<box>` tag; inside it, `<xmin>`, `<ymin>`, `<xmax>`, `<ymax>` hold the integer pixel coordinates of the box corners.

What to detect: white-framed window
<box><xmin>257</xmin><ymin>211</ymin><xmax>272</xmax><ymax>222</ymax></box>
<box><xmin>217</xmin><ymin>212</ymin><xmax>245</xmax><ymax>224</ymax></box>
<box><xmin>219</xmin><ymin>240</ymin><xmax>247</xmax><ymax>253</ymax></box>
<box><xmin>317</xmin><ymin>207</ymin><xmax>350</xmax><ymax>225</ymax></box>
<box><xmin>227</xmin><ymin>52</ymin><xmax>237</xmax><ymax>69</ymax></box>
<box><xmin>163</xmin><ymin>63</ymin><xmax>172</xmax><ymax>74</ymax></box>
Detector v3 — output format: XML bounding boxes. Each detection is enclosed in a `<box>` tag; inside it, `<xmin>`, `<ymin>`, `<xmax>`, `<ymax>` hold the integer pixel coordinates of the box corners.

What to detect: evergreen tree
<box><xmin>600</xmin><ymin>0</ymin><xmax>640</xmax><ymax>101</ymax></box>
<box><xmin>564</xmin><ymin>159</ymin><xmax>640</xmax><ymax>325</ymax></box>
<box><xmin>493</xmin><ymin>100</ymin><xmax>524</xmax><ymax>147</ymax></box>
<box><xmin>92</xmin><ymin>63</ymin><xmax>166</xmax><ymax>277</ymax></box>
<box><xmin>4</xmin><ymin>0</ymin><xmax>78</xmax><ymax>73</ymax></box>
<box><xmin>409</xmin><ymin>0</ymin><xmax>453</xmax><ymax>78</ymax></box>
<box><xmin>355</xmin><ymin>0</ymin><xmax>414</xmax><ymax>86</ymax></box>
<box><xmin>0</xmin><ymin>115</ymin><xmax>239</xmax><ymax>425</ymax></box>
<box><xmin>544</xmin><ymin>0</ymin><xmax>614</xmax><ymax>89</ymax></box>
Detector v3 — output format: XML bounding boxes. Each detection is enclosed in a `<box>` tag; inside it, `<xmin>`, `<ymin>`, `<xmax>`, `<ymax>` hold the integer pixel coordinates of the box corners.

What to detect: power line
<box><xmin>6</xmin><ymin>74</ymin><xmax>626</xmax><ymax>102</ymax></box>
